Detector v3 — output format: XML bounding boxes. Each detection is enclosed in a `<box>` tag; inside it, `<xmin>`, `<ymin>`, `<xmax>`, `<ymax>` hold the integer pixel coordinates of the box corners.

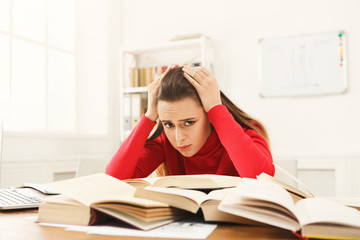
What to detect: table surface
<box><xmin>0</xmin><ymin>209</ymin><xmax>298</xmax><ymax>240</ymax></box>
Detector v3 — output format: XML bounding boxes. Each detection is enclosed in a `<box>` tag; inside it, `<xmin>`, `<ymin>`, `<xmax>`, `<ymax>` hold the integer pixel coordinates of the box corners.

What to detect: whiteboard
<box><xmin>259</xmin><ymin>32</ymin><xmax>347</xmax><ymax>97</ymax></box>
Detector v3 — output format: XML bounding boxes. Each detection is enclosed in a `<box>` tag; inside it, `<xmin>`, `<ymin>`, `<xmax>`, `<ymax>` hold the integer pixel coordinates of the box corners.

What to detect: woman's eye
<box><xmin>185</xmin><ymin>121</ymin><xmax>195</xmax><ymax>126</ymax></box>
<box><xmin>164</xmin><ymin>122</ymin><xmax>174</xmax><ymax>128</ymax></box>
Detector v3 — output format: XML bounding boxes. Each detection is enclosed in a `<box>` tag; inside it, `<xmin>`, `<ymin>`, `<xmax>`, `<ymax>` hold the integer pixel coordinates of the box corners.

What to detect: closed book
<box><xmin>139</xmin><ymin>68</ymin><xmax>145</xmax><ymax>87</ymax></box>
<box><xmin>130</xmin><ymin>68</ymin><xmax>138</xmax><ymax>87</ymax></box>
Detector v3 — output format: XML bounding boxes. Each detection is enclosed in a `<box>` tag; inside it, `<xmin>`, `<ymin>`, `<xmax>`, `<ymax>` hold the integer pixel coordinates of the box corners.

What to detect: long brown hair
<box><xmin>148</xmin><ymin>67</ymin><xmax>269</xmax><ymax>176</ymax></box>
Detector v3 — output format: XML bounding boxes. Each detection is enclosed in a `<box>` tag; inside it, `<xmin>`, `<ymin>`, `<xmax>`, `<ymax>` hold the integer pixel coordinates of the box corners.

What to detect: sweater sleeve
<box><xmin>207</xmin><ymin>104</ymin><xmax>274</xmax><ymax>178</ymax></box>
<box><xmin>105</xmin><ymin>115</ymin><xmax>165</xmax><ymax>180</ymax></box>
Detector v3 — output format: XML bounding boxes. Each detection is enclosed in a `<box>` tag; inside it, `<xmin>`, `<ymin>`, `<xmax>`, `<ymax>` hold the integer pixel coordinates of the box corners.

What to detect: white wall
<box><xmin>1</xmin><ymin>0</ymin><xmax>121</xmax><ymax>187</ymax></box>
<box><xmin>120</xmin><ymin>0</ymin><xmax>360</xmax><ymax>160</ymax></box>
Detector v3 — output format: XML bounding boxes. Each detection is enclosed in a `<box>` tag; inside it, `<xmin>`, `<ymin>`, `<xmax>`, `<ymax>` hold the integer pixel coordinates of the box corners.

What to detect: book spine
<box><xmin>89</xmin><ymin>208</ymin><xmax>111</xmax><ymax>225</ymax></box>
<box><xmin>139</xmin><ymin>68</ymin><xmax>145</xmax><ymax>87</ymax></box>
<box><xmin>130</xmin><ymin>62</ymin><xmax>200</xmax><ymax>88</ymax></box>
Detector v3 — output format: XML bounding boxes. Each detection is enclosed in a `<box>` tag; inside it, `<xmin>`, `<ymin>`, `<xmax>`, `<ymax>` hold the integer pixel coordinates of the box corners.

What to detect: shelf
<box><xmin>120</xmin><ymin>37</ymin><xmax>212</xmax><ymax>141</ymax></box>
<box><xmin>123</xmin><ymin>37</ymin><xmax>208</xmax><ymax>55</ymax></box>
<box><xmin>123</xmin><ymin>87</ymin><xmax>148</xmax><ymax>94</ymax></box>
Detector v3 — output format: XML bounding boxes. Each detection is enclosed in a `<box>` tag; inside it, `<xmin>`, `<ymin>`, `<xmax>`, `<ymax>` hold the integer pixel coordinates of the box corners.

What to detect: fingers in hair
<box><xmin>182</xmin><ymin>66</ymin><xmax>206</xmax><ymax>83</ymax></box>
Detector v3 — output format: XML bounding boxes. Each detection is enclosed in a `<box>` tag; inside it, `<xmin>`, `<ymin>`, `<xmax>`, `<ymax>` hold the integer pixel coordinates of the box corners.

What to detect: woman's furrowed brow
<box><xmin>160</xmin><ymin>117</ymin><xmax>196</xmax><ymax>123</ymax></box>
<box><xmin>179</xmin><ymin>117</ymin><xmax>196</xmax><ymax>122</ymax></box>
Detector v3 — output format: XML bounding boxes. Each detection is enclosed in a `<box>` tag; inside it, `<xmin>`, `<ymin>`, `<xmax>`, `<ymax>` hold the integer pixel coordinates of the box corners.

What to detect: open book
<box><xmin>257</xmin><ymin>172</ymin><xmax>314</xmax><ymax>202</ymax></box>
<box><xmin>124</xmin><ymin>174</ymin><xmax>242</xmax><ymax>189</ymax></box>
<box><xmin>317</xmin><ymin>196</ymin><xmax>360</xmax><ymax>211</ymax></box>
<box><xmin>258</xmin><ymin>172</ymin><xmax>360</xmax><ymax>211</ymax></box>
<box><xmin>134</xmin><ymin>186</ymin><xmax>264</xmax><ymax>226</ymax></box>
<box><xmin>218</xmin><ymin>178</ymin><xmax>360</xmax><ymax>239</ymax></box>
<box><xmin>37</xmin><ymin>173</ymin><xmax>187</xmax><ymax>230</ymax></box>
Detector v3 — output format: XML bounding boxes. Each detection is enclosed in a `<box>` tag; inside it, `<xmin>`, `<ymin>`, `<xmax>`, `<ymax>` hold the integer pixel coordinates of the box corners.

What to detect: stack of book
<box><xmin>129</xmin><ymin>63</ymin><xmax>201</xmax><ymax>88</ymax></box>
<box><xmin>38</xmin><ymin>173</ymin><xmax>360</xmax><ymax>239</ymax></box>
<box><xmin>129</xmin><ymin>66</ymin><xmax>162</xmax><ymax>88</ymax></box>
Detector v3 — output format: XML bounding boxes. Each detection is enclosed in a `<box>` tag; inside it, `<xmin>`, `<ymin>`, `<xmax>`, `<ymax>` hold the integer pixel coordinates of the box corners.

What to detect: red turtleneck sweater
<box><xmin>106</xmin><ymin>104</ymin><xmax>274</xmax><ymax>180</ymax></box>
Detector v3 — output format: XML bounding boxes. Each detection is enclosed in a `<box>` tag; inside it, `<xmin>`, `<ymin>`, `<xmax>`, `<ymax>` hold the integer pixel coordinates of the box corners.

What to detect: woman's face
<box><xmin>157</xmin><ymin>97</ymin><xmax>212</xmax><ymax>157</ymax></box>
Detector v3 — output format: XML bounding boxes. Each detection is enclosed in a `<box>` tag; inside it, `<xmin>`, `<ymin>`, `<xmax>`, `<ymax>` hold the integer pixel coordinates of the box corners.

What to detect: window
<box><xmin>0</xmin><ymin>0</ymin><xmax>107</xmax><ymax>135</ymax></box>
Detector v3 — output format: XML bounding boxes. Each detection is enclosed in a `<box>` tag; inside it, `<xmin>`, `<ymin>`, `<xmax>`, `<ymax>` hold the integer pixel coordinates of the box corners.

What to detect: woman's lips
<box><xmin>178</xmin><ymin>144</ymin><xmax>191</xmax><ymax>151</ymax></box>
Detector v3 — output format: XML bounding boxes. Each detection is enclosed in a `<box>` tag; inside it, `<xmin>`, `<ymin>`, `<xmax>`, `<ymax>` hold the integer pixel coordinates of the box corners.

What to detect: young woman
<box><xmin>106</xmin><ymin>65</ymin><xmax>274</xmax><ymax>180</ymax></box>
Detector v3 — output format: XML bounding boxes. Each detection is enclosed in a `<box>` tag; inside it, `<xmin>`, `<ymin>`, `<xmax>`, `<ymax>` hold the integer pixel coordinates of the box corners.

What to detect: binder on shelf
<box><xmin>123</xmin><ymin>94</ymin><xmax>131</xmax><ymax>131</ymax></box>
<box><xmin>141</xmin><ymin>94</ymin><xmax>148</xmax><ymax>115</ymax></box>
<box><xmin>130</xmin><ymin>93</ymin><xmax>142</xmax><ymax>129</ymax></box>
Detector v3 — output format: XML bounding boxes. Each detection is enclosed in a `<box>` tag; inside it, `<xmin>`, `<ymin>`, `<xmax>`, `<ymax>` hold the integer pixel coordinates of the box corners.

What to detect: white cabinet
<box><xmin>119</xmin><ymin>37</ymin><xmax>213</xmax><ymax>141</ymax></box>
<box><xmin>0</xmin><ymin>158</ymin><xmax>78</xmax><ymax>188</ymax></box>
<box><xmin>351</xmin><ymin>159</ymin><xmax>360</xmax><ymax>197</ymax></box>
<box><xmin>296</xmin><ymin>158</ymin><xmax>359</xmax><ymax>197</ymax></box>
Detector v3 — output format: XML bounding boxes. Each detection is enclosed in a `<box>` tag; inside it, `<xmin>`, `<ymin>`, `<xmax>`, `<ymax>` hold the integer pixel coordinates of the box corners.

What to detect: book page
<box><xmin>46</xmin><ymin>173</ymin><xmax>135</xmax><ymax>206</ymax></box>
<box><xmin>295</xmin><ymin>198</ymin><xmax>360</xmax><ymax>228</ymax></box>
<box><xmin>154</xmin><ymin>174</ymin><xmax>241</xmax><ymax>189</ymax></box>
<box><xmin>42</xmin><ymin>194</ymin><xmax>83</xmax><ymax>206</ymax></box>
<box><xmin>90</xmin><ymin>206</ymin><xmax>178</xmax><ymax>230</ymax></box>
<box><xmin>141</xmin><ymin>187</ymin><xmax>208</xmax><ymax>205</ymax></box>
<box><xmin>218</xmin><ymin>179</ymin><xmax>301</xmax><ymax>231</ymax></box>
<box><xmin>316</xmin><ymin>196</ymin><xmax>360</xmax><ymax>210</ymax></box>
<box><xmin>229</xmin><ymin>178</ymin><xmax>296</xmax><ymax>214</ymax></box>
<box><xmin>219</xmin><ymin>192</ymin><xmax>300</xmax><ymax>231</ymax></box>
<box><xmin>93</xmin><ymin>196</ymin><xmax>169</xmax><ymax>208</ymax></box>
<box><xmin>124</xmin><ymin>177</ymin><xmax>162</xmax><ymax>187</ymax></box>
<box><xmin>257</xmin><ymin>172</ymin><xmax>314</xmax><ymax>198</ymax></box>
<box><xmin>205</xmin><ymin>188</ymin><xmax>230</xmax><ymax>201</ymax></box>
<box><xmin>134</xmin><ymin>186</ymin><xmax>209</xmax><ymax>213</ymax></box>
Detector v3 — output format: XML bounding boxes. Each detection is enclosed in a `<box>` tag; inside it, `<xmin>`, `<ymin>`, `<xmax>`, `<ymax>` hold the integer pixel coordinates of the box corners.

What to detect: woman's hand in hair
<box><xmin>145</xmin><ymin>65</ymin><xmax>175</xmax><ymax>122</ymax></box>
<box><xmin>182</xmin><ymin>66</ymin><xmax>222</xmax><ymax>112</ymax></box>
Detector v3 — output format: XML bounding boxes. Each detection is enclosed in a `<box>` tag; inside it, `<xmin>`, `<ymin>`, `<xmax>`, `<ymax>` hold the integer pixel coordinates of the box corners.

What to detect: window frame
<box><xmin>0</xmin><ymin>0</ymin><xmax>112</xmax><ymax>138</ymax></box>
